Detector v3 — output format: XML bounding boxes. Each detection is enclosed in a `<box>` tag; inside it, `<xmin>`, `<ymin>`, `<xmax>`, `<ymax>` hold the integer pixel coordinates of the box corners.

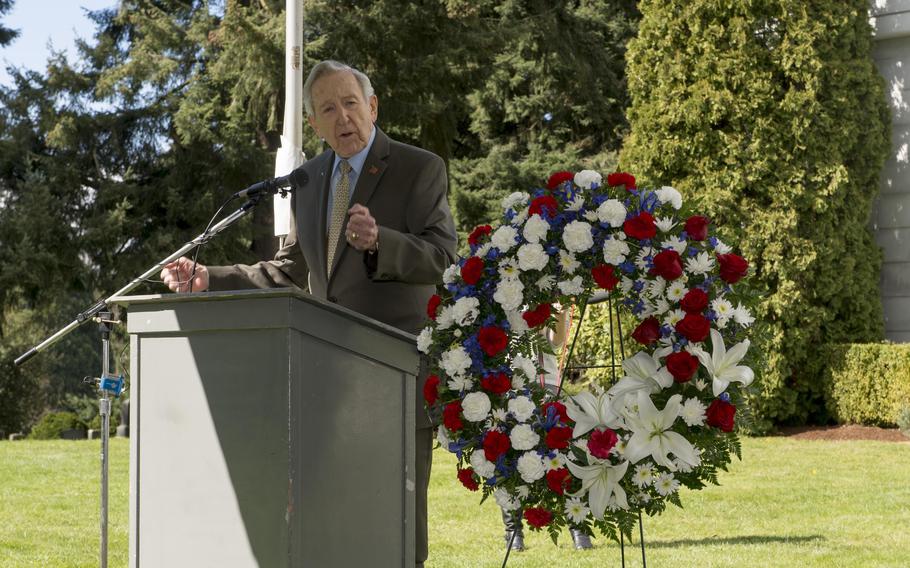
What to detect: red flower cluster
<box><xmin>545</xmin><ymin>426</ymin><xmax>573</xmax><ymax>450</ymax></box>
<box><xmin>607</xmin><ymin>172</ymin><xmax>636</xmax><ymax>190</ymax></box>
<box><xmin>546</xmin><ymin>171</ymin><xmax>574</xmax><ymax>190</ymax></box>
<box><xmin>592</xmin><ymin>264</ymin><xmax>619</xmax><ymax>290</ymax></box>
<box><xmin>522</xmin><ymin>303</ymin><xmax>552</xmax><ymax>328</ymax></box>
<box><xmin>632</xmin><ymin>317</ymin><xmax>661</xmax><ymax>345</ymax></box>
<box><xmin>426</xmin><ymin>294</ymin><xmax>441</xmax><ymax>320</ymax></box>
<box><xmin>717</xmin><ymin>253</ymin><xmax>749</xmax><ymax>284</ymax></box>
<box><xmin>443</xmin><ymin>401</ymin><xmax>463</xmax><ymax>431</ymax></box>
<box><xmin>623</xmin><ymin>211</ymin><xmax>657</xmax><ymax>240</ymax></box>
<box><xmin>477</xmin><ymin>326</ymin><xmax>508</xmax><ymax>357</ymax></box>
<box><xmin>460</xmin><ymin>256</ymin><xmax>484</xmax><ymax>285</ymax></box>
<box><xmin>588</xmin><ymin>428</ymin><xmax>619</xmax><ymax>459</ymax></box>
<box><xmin>483</xmin><ymin>430</ymin><xmax>511</xmax><ymax>461</ymax></box>
<box><xmin>481</xmin><ymin>372</ymin><xmax>511</xmax><ymax>394</ymax></box>
<box><xmin>467</xmin><ymin>224</ymin><xmax>493</xmax><ymax>246</ymax></box>
<box><xmin>457</xmin><ymin>468</ymin><xmax>479</xmax><ymax>491</ymax></box>
<box><xmin>685</xmin><ymin>215</ymin><xmax>710</xmax><ymax>241</ymax></box>
<box><xmin>423</xmin><ymin>374</ymin><xmax>440</xmax><ymax>405</ymax></box>
<box><xmin>665</xmin><ymin>351</ymin><xmax>698</xmax><ymax>383</ymax></box>
<box><xmin>676</xmin><ymin>313</ymin><xmax>710</xmax><ymax>343</ymax></box>
<box><xmin>529</xmin><ymin>195</ymin><xmax>560</xmax><ymax>217</ymax></box>
<box><xmin>680</xmin><ymin>288</ymin><xmax>709</xmax><ymax>313</ymax></box>
<box><xmin>541</xmin><ymin>401</ymin><xmax>571</xmax><ymax>424</ymax></box>
<box><xmin>706</xmin><ymin>399</ymin><xmax>736</xmax><ymax>432</ymax></box>
<box><xmin>546</xmin><ymin>468</ymin><xmax>572</xmax><ymax>495</ymax></box>
<box><xmin>651</xmin><ymin>249</ymin><xmax>683</xmax><ymax>280</ymax></box>
<box><xmin>523</xmin><ymin>507</ymin><xmax>553</xmax><ymax>529</ymax></box>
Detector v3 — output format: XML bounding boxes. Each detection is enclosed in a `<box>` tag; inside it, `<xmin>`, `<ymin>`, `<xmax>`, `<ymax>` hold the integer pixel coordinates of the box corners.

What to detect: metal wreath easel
<box><xmin>500</xmin><ymin>290</ymin><xmax>647</xmax><ymax>568</ymax></box>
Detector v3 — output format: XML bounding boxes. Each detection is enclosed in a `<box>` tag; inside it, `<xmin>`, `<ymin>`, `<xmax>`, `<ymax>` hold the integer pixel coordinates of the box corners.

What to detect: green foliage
<box><xmin>822</xmin><ymin>343</ymin><xmax>910</xmax><ymax>427</ymax></box>
<box><xmin>0</xmin><ymin>0</ymin><xmax>17</xmax><ymax>47</ymax></box>
<box><xmin>897</xmin><ymin>406</ymin><xmax>910</xmax><ymax>439</ymax></box>
<box><xmin>620</xmin><ymin>0</ymin><xmax>890</xmax><ymax>428</ymax></box>
<box><xmin>28</xmin><ymin>411</ymin><xmax>84</xmax><ymax>440</ymax></box>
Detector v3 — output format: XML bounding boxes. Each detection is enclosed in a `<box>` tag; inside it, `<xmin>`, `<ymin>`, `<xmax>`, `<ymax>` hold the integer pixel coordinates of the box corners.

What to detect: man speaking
<box><xmin>161</xmin><ymin>60</ymin><xmax>457</xmax><ymax>568</ymax></box>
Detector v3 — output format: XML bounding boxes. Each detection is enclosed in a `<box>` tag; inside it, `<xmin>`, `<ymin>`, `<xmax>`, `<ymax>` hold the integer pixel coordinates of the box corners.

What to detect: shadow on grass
<box><xmin>644</xmin><ymin>534</ymin><xmax>826</xmax><ymax>548</ymax></box>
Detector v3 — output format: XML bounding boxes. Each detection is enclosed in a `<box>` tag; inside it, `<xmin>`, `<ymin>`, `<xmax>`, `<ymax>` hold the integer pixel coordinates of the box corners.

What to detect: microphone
<box><xmin>232</xmin><ymin>166</ymin><xmax>309</xmax><ymax>199</ymax></box>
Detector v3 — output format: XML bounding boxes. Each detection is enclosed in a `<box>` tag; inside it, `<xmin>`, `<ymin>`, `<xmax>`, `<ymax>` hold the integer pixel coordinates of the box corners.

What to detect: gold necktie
<box><xmin>327</xmin><ymin>160</ymin><xmax>352</xmax><ymax>275</ymax></box>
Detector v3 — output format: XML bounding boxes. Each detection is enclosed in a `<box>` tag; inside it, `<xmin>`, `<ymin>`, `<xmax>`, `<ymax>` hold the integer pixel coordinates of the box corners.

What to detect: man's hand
<box><xmin>346</xmin><ymin>203</ymin><xmax>379</xmax><ymax>252</ymax></box>
<box><xmin>161</xmin><ymin>256</ymin><xmax>210</xmax><ymax>293</ymax></box>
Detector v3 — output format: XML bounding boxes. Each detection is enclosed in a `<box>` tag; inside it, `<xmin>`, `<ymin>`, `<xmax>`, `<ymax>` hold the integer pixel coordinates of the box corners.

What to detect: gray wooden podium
<box><xmin>112</xmin><ymin>289</ymin><xmax>419</xmax><ymax>568</ymax></box>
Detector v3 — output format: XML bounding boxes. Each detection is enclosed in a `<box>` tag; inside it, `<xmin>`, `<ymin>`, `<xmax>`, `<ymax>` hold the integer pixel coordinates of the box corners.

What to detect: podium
<box><xmin>112</xmin><ymin>289</ymin><xmax>419</xmax><ymax>567</ymax></box>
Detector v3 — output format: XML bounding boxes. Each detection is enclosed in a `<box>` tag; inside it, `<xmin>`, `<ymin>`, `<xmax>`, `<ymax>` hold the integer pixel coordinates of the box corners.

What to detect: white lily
<box><xmin>607</xmin><ymin>351</ymin><xmax>673</xmax><ymax>408</ymax></box>
<box><xmin>567</xmin><ymin>391</ymin><xmax>624</xmax><ymax>439</ymax></box>
<box><xmin>624</xmin><ymin>391</ymin><xmax>700</xmax><ymax>471</ymax></box>
<box><xmin>692</xmin><ymin>329</ymin><xmax>754</xmax><ymax>396</ymax></box>
<box><xmin>566</xmin><ymin>458</ymin><xmax>629</xmax><ymax>520</ymax></box>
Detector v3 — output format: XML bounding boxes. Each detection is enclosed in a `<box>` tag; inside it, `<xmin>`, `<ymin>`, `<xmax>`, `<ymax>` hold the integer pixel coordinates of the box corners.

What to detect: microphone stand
<box><xmin>14</xmin><ymin>185</ymin><xmax>291</xmax><ymax>568</ymax></box>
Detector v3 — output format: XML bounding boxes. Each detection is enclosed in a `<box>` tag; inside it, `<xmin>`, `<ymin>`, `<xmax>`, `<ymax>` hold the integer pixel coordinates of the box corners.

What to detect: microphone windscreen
<box><xmin>289</xmin><ymin>167</ymin><xmax>309</xmax><ymax>188</ymax></box>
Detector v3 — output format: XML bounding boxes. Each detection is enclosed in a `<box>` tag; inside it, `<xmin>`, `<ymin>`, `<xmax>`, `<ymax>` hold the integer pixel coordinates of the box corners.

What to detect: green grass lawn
<box><xmin>1</xmin><ymin>437</ymin><xmax>908</xmax><ymax>567</ymax></box>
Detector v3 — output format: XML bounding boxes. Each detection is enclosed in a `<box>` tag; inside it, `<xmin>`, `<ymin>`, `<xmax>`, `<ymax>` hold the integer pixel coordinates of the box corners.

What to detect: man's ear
<box><xmin>307</xmin><ymin>114</ymin><xmax>319</xmax><ymax>136</ymax></box>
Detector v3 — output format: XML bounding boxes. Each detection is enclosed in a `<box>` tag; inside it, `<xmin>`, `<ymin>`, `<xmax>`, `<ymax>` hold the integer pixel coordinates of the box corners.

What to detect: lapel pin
<box><xmin>368</xmin><ymin>165</ymin><xmax>379</xmax><ymax>175</ymax></box>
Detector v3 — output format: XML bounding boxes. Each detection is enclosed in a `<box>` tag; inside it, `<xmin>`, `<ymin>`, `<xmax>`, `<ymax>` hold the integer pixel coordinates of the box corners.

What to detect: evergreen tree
<box><xmin>620</xmin><ymin>0</ymin><xmax>890</xmax><ymax>429</ymax></box>
<box><xmin>0</xmin><ymin>0</ymin><xmax>17</xmax><ymax>47</ymax></box>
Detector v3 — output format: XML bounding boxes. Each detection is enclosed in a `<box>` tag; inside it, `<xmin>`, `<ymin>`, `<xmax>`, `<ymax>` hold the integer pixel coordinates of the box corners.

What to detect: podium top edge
<box><xmin>109</xmin><ymin>288</ymin><xmax>418</xmax><ymax>343</ymax></box>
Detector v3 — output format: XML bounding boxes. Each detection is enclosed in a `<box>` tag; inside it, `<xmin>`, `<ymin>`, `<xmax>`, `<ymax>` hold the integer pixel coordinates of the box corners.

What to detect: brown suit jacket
<box><xmin>208</xmin><ymin>127</ymin><xmax>457</xmax><ymax>336</ymax></box>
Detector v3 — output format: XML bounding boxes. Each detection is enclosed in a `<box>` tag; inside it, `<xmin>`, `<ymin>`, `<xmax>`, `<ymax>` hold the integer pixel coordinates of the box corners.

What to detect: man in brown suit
<box><xmin>161</xmin><ymin>60</ymin><xmax>457</xmax><ymax>568</ymax></box>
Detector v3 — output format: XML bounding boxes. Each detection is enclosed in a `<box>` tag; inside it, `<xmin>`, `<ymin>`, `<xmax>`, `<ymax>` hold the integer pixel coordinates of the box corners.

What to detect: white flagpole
<box><xmin>274</xmin><ymin>0</ymin><xmax>306</xmax><ymax>240</ymax></box>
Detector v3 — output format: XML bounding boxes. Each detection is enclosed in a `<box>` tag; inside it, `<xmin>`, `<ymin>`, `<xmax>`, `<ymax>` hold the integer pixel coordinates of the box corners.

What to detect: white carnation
<box><xmin>452</xmin><ymin>296</ymin><xmax>480</xmax><ymax>327</ymax></box>
<box><xmin>597</xmin><ymin>199</ymin><xmax>627</xmax><ymax>227</ymax></box>
<box><xmin>558</xmin><ymin>276</ymin><xmax>584</xmax><ymax>296</ymax></box>
<box><xmin>470</xmin><ymin>450</ymin><xmax>497</xmax><ymax>478</ymax></box>
<box><xmin>494</xmin><ymin>277</ymin><xmax>525</xmax><ymax>311</ymax></box>
<box><xmin>436</xmin><ymin>426</ymin><xmax>451</xmax><ymax>448</ymax></box>
<box><xmin>603</xmin><ymin>237</ymin><xmax>631</xmax><ymax>264</ymax></box>
<box><xmin>522</xmin><ymin>214</ymin><xmax>549</xmax><ymax>243</ymax></box>
<box><xmin>436</xmin><ymin>305</ymin><xmax>455</xmax><ymax>330</ymax></box>
<box><xmin>508</xmin><ymin>395</ymin><xmax>536</xmax><ymax>422</ymax></box>
<box><xmin>416</xmin><ymin>327</ymin><xmax>433</xmax><ymax>354</ymax></box>
<box><xmin>563</xmin><ymin>220</ymin><xmax>594</xmax><ymax>253</ymax></box>
<box><xmin>517</xmin><ymin>243</ymin><xmax>549</xmax><ymax>271</ymax></box>
<box><xmin>655</xmin><ymin>186</ymin><xmax>682</xmax><ymax>210</ymax></box>
<box><xmin>510</xmin><ymin>423</ymin><xmax>540</xmax><ymax>450</ymax></box>
<box><xmin>440</xmin><ymin>346</ymin><xmax>471</xmax><ymax>378</ymax></box>
<box><xmin>574</xmin><ymin>169</ymin><xmax>602</xmax><ymax>189</ymax></box>
<box><xmin>443</xmin><ymin>264</ymin><xmax>459</xmax><ymax>285</ymax></box>
<box><xmin>462</xmin><ymin>392</ymin><xmax>492</xmax><ymax>422</ymax></box>
<box><xmin>502</xmin><ymin>191</ymin><xmax>530</xmax><ymax>211</ymax></box>
<box><xmin>516</xmin><ymin>452</ymin><xmax>547</xmax><ymax>483</ymax></box>
<box><xmin>505</xmin><ymin>309</ymin><xmax>529</xmax><ymax>335</ymax></box>
<box><xmin>494</xmin><ymin>488</ymin><xmax>520</xmax><ymax>511</ymax></box>
<box><xmin>511</xmin><ymin>355</ymin><xmax>537</xmax><ymax>385</ymax></box>
<box><xmin>491</xmin><ymin>225</ymin><xmax>519</xmax><ymax>252</ymax></box>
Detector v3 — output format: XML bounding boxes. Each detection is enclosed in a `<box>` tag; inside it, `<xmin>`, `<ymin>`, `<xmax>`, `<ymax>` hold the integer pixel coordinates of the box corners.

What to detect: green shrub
<box><xmin>28</xmin><ymin>411</ymin><xmax>85</xmax><ymax>440</ymax></box>
<box><xmin>823</xmin><ymin>343</ymin><xmax>910</xmax><ymax>427</ymax></box>
<box><xmin>898</xmin><ymin>406</ymin><xmax>910</xmax><ymax>438</ymax></box>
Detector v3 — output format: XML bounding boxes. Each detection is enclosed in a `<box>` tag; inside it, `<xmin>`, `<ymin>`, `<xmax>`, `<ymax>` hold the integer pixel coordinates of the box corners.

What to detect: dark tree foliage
<box><xmin>0</xmin><ymin>0</ymin><xmax>18</xmax><ymax>47</ymax></box>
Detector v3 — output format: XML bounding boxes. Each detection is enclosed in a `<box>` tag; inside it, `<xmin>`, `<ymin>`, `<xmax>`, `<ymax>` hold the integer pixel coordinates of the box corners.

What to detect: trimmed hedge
<box><xmin>824</xmin><ymin>343</ymin><xmax>910</xmax><ymax>427</ymax></box>
<box><xmin>28</xmin><ymin>411</ymin><xmax>85</xmax><ymax>440</ymax></box>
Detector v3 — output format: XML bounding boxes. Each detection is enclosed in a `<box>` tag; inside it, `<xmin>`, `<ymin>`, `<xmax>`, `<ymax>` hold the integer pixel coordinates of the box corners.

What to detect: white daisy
<box><xmin>666</xmin><ymin>281</ymin><xmax>687</xmax><ymax>302</ymax></box>
<box><xmin>559</xmin><ymin>249</ymin><xmax>580</xmax><ymax>274</ymax></box>
<box><xmin>632</xmin><ymin>463</ymin><xmax>655</xmax><ymax>487</ymax></box>
<box><xmin>536</xmin><ymin>274</ymin><xmax>556</xmax><ymax>291</ymax></box>
<box><xmin>566</xmin><ymin>195</ymin><xmax>586</xmax><ymax>211</ymax></box>
<box><xmin>545</xmin><ymin>452</ymin><xmax>567</xmax><ymax>471</ymax></box>
<box><xmin>655</xmin><ymin>472</ymin><xmax>681</xmax><ymax>496</ymax></box>
<box><xmin>565</xmin><ymin>497</ymin><xmax>591</xmax><ymax>525</ymax></box>
<box><xmin>663</xmin><ymin>308</ymin><xmax>686</xmax><ymax>327</ymax></box>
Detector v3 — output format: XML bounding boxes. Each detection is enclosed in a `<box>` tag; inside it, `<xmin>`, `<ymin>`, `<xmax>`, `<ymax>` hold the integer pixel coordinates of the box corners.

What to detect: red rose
<box><xmin>545</xmin><ymin>426</ymin><xmax>573</xmax><ymax>450</ymax></box>
<box><xmin>457</xmin><ymin>467</ymin><xmax>480</xmax><ymax>491</ymax></box>
<box><xmin>522</xmin><ymin>303</ymin><xmax>552</xmax><ymax>328</ymax></box>
<box><xmin>460</xmin><ymin>256</ymin><xmax>484</xmax><ymax>285</ymax></box>
<box><xmin>467</xmin><ymin>224</ymin><xmax>493</xmax><ymax>246</ymax></box>
<box><xmin>665</xmin><ymin>351</ymin><xmax>699</xmax><ymax>383</ymax></box>
<box><xmin>706</xmin><ymin>399</ymin><xmax>736</xmax><ymax>432</ymax></box>
<box><xmin>623</xmin><ymin>211</ymin><xmax>657</xmax><ymax>240</ymax></box>
<box><xmin>481</xmin><ymin>372</ymin><xmax>512</xmax><ymax>395</ymax></box>
<box><xmin>588</xmin><ymin>428</ymin><xmax>618</xmax><ymax>459</ymax></box>
<box><xmin>426</xmin><ymin>294</ymin><xmax>442</xmax><ymax>320</ymax></box>
<box><xmin>676</xmin><ymin>313</ymin><xmax>710</xmax><ymax>343</ymax></box>
<box><xmin>483</xmin><ymin>430</ymin><xmax>511</xmax><ymax>461</ymax></box>
<box><xmin>592</xmin><ymin>264</ymin><xmax>619</xmax><ymax>290</ymax></box>
<box><xmin>546</xmin><ymin>171</ymin><xmax>574</xmax><ymax>190</ymax></box>
<box><xmin>423</xmin><ymin>374</ymin><xmax>440</xmax><ymax>406</ymax></box>
<box><xmin>680</xmin><ymin>288</ymin><xmax>709</xmax><ymax>313</ymax></box>
<box><xmin>650</xmin><ymin>249</ymin><xmax>683</xmax><ymax>280</ymax></box>
<box><xmin>541</xmin><ymin>401</ymin><xmax>571</xmax><ymax>424</ymax></box>
<box><xmin>631</xmin><ymin>317</ymin><xmax>661</xmax><ymax>345</ymax></box>
<box><xmin>477</xmin><ymin>326</ymin><xmax>509</xmax><ymax>357</ymax></box>
<box><xmin>523</xmin><ymin>507</ymin><xmax>553</xmax><ymax>529</ymax></box>
<box><xmin>717</xmin><ymin>253</ymin><xmax>749</xmax><ymax>284</ymax></box>
<box><xmin>607</xmin><ymin>172</ymin><xmax>636</xmax><ymax>190</ymax></box>
<box><xmin>546</xmin><ymin>468</ymin><xmax>572</xmax><ymax>495</ymax></box>
<box><xmin>684</xmin><ymin>215</ymin><xmax>710</xmax><ymax>241</ymax></box>
<box><xmin>529</xmin><ymin>195</ymin><xmax>560</xmax><ymax>217</ymax></box>
<box><xmin>443</xmin><ymin>401</ymin><xmax>463</xmax><ymax>431</ymax></box>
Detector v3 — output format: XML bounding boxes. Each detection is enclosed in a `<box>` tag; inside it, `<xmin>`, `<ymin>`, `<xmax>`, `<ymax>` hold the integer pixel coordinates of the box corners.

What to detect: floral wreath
<box><xmin>417</xmin><ymin>170</ymin><xmax>755</xmax><ymax>542</ymax></box>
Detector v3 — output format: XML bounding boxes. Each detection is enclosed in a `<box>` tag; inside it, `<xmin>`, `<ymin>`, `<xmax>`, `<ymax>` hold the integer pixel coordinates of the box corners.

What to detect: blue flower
<box><xmin>719</xmin><ymin>392</ymin><xmax>732</xmax><ymax>403</ymax></box>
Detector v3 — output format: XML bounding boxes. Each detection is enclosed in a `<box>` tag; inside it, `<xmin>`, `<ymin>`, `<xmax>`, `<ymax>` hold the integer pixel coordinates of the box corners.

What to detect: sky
<box><xmin>0</xmin><ymin>0</ymin><xmax>116</xmax><ymax>87</ymax></box>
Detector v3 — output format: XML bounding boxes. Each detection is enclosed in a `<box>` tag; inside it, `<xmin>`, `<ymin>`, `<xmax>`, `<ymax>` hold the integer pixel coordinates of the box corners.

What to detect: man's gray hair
<box><xmin>303</xmin><ymin>60</ymin><xmax>375</xmax><ymax>116</ymax></box>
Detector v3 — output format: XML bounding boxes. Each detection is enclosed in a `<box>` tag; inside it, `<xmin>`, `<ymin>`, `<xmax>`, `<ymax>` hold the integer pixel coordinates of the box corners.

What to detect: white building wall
<box><xmin>871</xmin><ymin>1</ymin><xmax>910</xmax><ymax>342</ymax></box>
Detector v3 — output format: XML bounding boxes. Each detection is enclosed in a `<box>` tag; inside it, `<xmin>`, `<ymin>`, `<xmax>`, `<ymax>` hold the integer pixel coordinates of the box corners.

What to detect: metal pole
<box><xmin>98</xmin><ymin>313</ymin><xmax>112</xmax><ymax>568</ymax></box>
